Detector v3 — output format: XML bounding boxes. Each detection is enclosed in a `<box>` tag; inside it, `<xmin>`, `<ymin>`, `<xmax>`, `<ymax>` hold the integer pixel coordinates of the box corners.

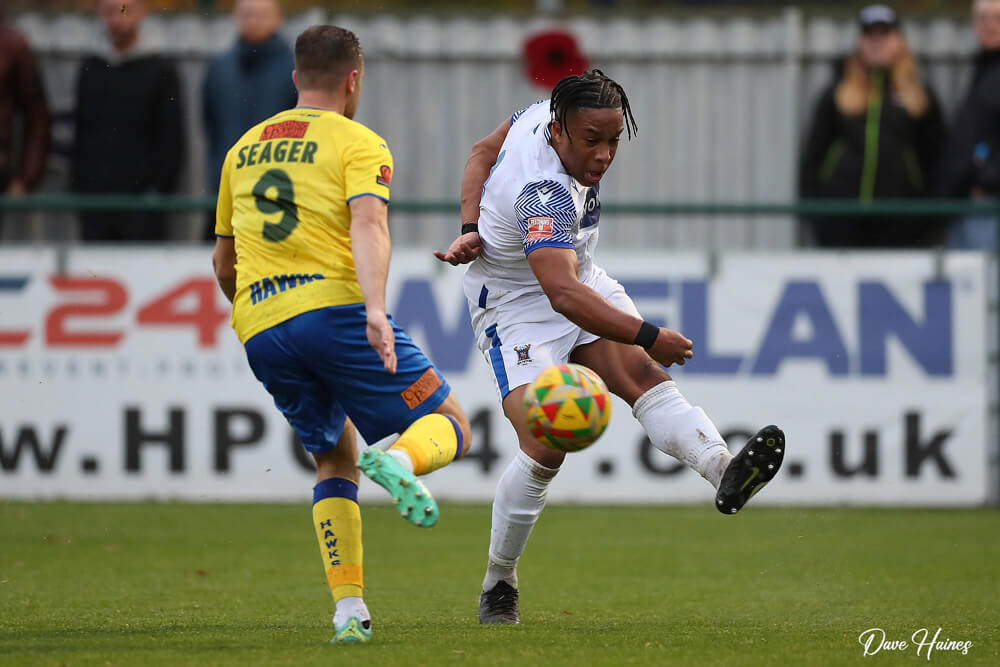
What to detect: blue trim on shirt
<box><xmin>215</xmin><ymin>233</ymin><xmax>234</xmax><ymax>238</ymax></box>
<box><xmin>346</xmin><ymin>193</ymin><xmax>389</xmax><ymax>204</ymax></box>
<box><xmin>511</xmin><ymin>100</ymin><xmax>546</xmax><ymax>127</ymax></box>
<box><xmin>525</xmin><ymin>241</ymin><xmax>575</xmax><ymax>255</ymax></box>
<box><xmin>478</xmin><ymin>285</ymin><xmax>489</xmax><ymax>309</ymax></box>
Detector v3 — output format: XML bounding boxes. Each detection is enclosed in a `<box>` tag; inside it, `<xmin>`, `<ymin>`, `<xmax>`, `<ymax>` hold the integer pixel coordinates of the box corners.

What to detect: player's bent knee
<box><xmin>433</xmin><ymin>392</ymin><xmax>472</xmax><ymax>458</ymax></box>
<box><xmin>616</xmin><ymin>349</ymin><xmax>672</xmax><ymax>401</ymax></box>
<box><xmin>454</xmin><ymin>415</ymin><xmax>472</xmax><ymax>459</ymax></box>
<box><xmin>574</xmin><ymin>340</ymin><xmax>670</xmax><ymax>404</ymax></box>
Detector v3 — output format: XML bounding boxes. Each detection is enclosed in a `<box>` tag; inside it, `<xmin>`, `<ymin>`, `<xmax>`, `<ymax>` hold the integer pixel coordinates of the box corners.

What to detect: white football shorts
<box><xmin>469</xmin><ymin>265</ymin><xmax>641</xmax><ymax>400</ymax></box>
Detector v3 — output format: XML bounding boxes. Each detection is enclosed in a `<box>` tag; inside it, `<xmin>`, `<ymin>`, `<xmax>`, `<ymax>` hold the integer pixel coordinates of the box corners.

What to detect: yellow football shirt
<box><xmin>216</xmin><ymin>107</ymin><xmax>393</xmax><ymax>343</ymax></box>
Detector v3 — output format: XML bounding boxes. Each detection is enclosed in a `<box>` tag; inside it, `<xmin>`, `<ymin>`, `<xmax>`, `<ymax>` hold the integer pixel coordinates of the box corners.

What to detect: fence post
<box><xmin>995</xmin><ymin>202</ymin><xmax>1000</xmax><ymax>505</ymax></box>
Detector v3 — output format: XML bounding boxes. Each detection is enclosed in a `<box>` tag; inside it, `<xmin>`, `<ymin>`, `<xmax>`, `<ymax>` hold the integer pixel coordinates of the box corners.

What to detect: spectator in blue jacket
<box><xmin>201</xmin><ymin>0</ymin><xmax>296</xmax><ymax>239</ymax></box>
<box><xmin>937</xmin><ymin>0</ymin><xmax>1000</xmax><ymax>249</ymax></box>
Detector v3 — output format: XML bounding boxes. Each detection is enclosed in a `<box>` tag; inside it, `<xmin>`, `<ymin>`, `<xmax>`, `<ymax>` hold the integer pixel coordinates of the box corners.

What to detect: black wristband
<box><xmin>633</xmin><ymin>321</ymin><xmax>659</xmax><ymax>349</ymax></box>
<box><xmin>461</xmin><ymin>222</ymin><xmax>479</xmax><ymax>235</ymax></box>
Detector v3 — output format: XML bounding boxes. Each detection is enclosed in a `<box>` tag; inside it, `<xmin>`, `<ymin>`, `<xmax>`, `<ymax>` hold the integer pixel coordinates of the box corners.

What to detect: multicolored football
<box><xmin>523</xmin><ymin>363</ymin><xmax>612</xmax><ymax>452</ymax></box>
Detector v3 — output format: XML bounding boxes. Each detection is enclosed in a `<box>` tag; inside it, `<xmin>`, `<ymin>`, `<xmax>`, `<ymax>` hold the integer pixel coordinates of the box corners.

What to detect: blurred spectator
<box><xmin>937</xmin><ymin>0</ymin><xmax>1000</xmax><ymax>249</ymax></box>
<box><xmin>0</xmin><ymin>0</ymin><xmax>51</xmax><ymax>220</ymax></box>
<box><xmin>799</xmin><ymin>5</ymin><xmax>946</xmax><ymax>248</ymax></box>
<box><xmin>71</xmin><ymin>0</ymin><xmax>184</xmax><ymax>242</ymax></box>
<box><xmin>201</xmin><ymin>0</ymin><xmax>296</xmax><ymax>239</ymax></box>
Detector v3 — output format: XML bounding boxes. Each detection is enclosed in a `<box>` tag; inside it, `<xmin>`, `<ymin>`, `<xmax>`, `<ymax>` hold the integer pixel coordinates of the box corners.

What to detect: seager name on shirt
<box><xmin>235</xmin><ymin>140</ymin><xmax>319</xmax><ymax>169</ymax></box>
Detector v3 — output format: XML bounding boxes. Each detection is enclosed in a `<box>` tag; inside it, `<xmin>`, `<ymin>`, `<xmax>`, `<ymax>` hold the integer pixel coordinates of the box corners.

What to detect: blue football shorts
<box><xmin>243</xmin><ymin>304</ymin><xmax>452</xmax><ymax>453</ymax></box>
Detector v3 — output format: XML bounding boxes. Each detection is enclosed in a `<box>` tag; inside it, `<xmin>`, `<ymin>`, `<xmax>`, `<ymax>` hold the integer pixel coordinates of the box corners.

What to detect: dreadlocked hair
<box><xmin>549</xmin><ymin>69</ymin><xmax>638</xmax><ymax>141</ymax></box>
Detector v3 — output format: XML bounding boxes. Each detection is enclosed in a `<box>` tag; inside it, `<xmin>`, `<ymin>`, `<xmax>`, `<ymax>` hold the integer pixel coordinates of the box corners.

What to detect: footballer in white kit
<box><xmin>436</xmin><ymin>70</ymin><xmax>786</xmax><ymax>626</ymax></box>
<box><xmin>462</xmin><ymin>99</ymin><xmax>642</xmax><ymax>398</ymax></box>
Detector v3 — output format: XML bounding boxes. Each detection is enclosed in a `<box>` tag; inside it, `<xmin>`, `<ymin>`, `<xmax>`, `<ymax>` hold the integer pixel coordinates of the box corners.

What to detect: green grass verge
<box><xmin>1</xmin><ymin>502</ymin><xmax>997</xmax><ymax>666</ymax></box>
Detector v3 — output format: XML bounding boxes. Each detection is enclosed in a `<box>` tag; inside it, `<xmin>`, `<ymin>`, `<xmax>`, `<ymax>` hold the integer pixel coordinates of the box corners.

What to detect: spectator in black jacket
<box><xmin>938</xmin><ymin>0</ymin><xmax>1000</xmax><ymax>249</ymax></box>
<box><xmin>0</xmin><ymin>1</ymin><xmax>51</xmax><ymax>239</ymax></box>
<box><xmin>799</xmin><ymin>5</ymin><xmax>946</xmax><ymax>248</ymax></box>
<box><xmin>0</xmin><ymin>3</ymin><xmax>50</xmax><ymax>199</ymax></box>
<box><xmin>70</xmin><ymin>0</ymin><xmax>183</xmax><ymax>242</ymax></box>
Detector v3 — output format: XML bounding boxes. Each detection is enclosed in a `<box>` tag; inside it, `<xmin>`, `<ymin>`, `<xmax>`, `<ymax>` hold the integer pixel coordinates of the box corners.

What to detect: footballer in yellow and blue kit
<box><xmin>216</xmin><ymin>107</ymin><xmax>450</xmax><ymax>450</ymax></box>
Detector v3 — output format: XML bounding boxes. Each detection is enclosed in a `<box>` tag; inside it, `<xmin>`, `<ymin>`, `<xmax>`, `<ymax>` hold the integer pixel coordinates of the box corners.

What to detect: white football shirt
<box><xmin>462</xmin><ymin>100</ymin><xmax>602</xmax><ymax>311</ymax></box>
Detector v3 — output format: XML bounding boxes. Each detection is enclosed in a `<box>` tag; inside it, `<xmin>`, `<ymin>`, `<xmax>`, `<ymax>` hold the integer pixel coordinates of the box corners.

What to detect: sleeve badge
<box><xmin>376</xmin><ymin>165</ymin><xmax>392</xmax><ymax>187</ymax></box>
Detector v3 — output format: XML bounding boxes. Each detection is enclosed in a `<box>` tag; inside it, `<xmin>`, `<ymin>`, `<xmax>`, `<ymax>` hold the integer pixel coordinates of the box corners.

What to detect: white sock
<box><xmin>703</xmin><ymin>450</ymin><xmax>732</xmax><ymax>489</ymax></box>
<box><xmin>387</xmin><ymin>448</ymin><xmax>414</xmax><ymax>474</ymax></box>
<box><xmin>632</xmin><ymin>381</ymin><xmax>732</xmax><ymax>488</ymax></box>
<box><xmin>333</xmin><ymin>596</ymin><xmax>370</xmax><ymax>626</ymax></box>
<box><xmin>483</xmin><ymin>561</ymin><xmax>518</xmax><ymax>592</ymax></box>
<box><xmin>482</xmin><ymin>449</ymin><xmax>559</xmax><ymax>592</ymax></box>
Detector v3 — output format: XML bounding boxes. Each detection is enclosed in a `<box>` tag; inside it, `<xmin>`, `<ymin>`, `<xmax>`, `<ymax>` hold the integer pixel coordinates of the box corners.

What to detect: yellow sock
<box><xmin>388</xmin><ymin>413</ymin><xmax>464</xmax><ymax>475</ymax></box>
<box><xmin>312</xmin><ymin>477</ymin><xmax>363</xmax><ymax>602</ymax></box>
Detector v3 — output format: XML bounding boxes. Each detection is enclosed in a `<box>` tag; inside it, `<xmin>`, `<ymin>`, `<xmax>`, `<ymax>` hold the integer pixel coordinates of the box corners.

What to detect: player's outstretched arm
<box><xmin>434</xmin><ymin>117</ymin><xmax>511</xmax><ymax>265</ymax></box>
<box><xmin>350</xmin><ymin>194</ymin><xmax>397</xmax><ymax>374</ymax></box>
<box><xmin>528</xmin><ymin>246</ymin><xmax>693</xmax><ymax>367</ymax></box>
<box><xmin>212</xmin><ymin>236</ymin><xmax>237</xmax><ymax>304</ymax></box>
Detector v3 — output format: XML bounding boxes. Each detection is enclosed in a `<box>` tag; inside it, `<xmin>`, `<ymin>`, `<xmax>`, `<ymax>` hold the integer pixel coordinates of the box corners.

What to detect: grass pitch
<box><xmin>1</xmin><ymin>502</ymin><xmax>997</xmax><ymax>666</ymax></box>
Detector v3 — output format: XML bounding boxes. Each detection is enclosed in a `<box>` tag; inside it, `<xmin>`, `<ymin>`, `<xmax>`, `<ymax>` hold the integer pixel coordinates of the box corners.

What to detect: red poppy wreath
<box><xmin>523</xmin><ymin>29</ymin><xmax>589</xmax><ymax>89</ymax></box>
